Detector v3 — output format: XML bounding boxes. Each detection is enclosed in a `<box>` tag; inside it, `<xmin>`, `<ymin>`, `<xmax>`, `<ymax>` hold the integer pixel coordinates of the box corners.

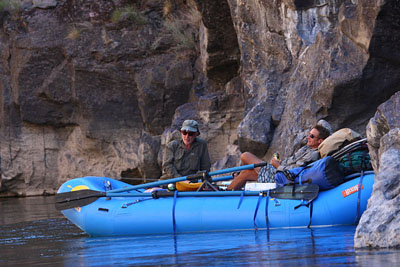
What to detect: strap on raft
<box><xmin>252</xmin><ymin>183</ymin><xmax>319</xmax><ymax>230</ymax></box>
<box><xmin>265</xmin><ymin>190</ymin><xmax>270</xmax><ymax>231</ymax></box>
<box><xmin>294</xmin><ymin>199</ymin><xmax>314</xmax><ymax>228</ymax></box>
<box><xmin>237</xmin><ymin>191</ymin><xmax>245</xmax><ymax>209</ymax></box>
<box><xmin>172</xmin><ymin>190</ymin><xmax>178</xmax><ymax>235</ymax></box>
<box><xmin>353</xmin><ymin>170</ymin><xmax>365</xmax><ymax>224</ymax></box>
<box><xmin>253</xmin><ymin>192</ymin><xmax>264</xmax><ymax>230</ymax></box>
<box><xmin>149</xmin><ymin>183</ymin><xmax>320</xmax><ymax>231</ymax></box>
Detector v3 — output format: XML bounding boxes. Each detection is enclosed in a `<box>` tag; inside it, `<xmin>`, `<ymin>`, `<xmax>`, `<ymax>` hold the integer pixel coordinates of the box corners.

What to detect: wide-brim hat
<box><xmin>181</xmin><ymin>120</ymin><xmax>199</xmax><ymax>133</ymax></box>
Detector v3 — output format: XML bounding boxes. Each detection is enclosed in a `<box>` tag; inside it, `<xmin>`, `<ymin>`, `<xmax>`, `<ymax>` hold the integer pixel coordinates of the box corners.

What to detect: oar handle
<box><xmin>254</xmin><ymin>162</ymin><xmax>268</xmax><ymax>168</ymax></box>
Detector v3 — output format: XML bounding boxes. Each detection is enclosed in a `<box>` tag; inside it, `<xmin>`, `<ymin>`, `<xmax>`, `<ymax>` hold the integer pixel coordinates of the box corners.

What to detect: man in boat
<box><xmin>160</xmin><ymin>119</ymin><xmax>211</xmax><ymax>180</ymax></box>
<box><xmin>227</xmin><ymin>122</ymin><xmax>331</xmax><ymax>190</ymax></box>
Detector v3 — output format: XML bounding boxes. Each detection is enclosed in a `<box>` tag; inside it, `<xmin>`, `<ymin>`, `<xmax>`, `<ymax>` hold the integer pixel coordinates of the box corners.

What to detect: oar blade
<box><xmin>270</xmin><ymin>184</ymin><xmax>319</xmax><ymax>201</ymax></box>
<box><xmin>54</xmin><ymin>189</ymin><xmax>106</xmax><ymax>211</ymax></box>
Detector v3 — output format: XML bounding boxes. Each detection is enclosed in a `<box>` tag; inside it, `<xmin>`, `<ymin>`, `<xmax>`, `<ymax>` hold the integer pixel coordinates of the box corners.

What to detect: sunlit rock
<box><xmin>355</xmin><ymin>91</ymin><xmax>400</xmax><ymax>248</ymax></box>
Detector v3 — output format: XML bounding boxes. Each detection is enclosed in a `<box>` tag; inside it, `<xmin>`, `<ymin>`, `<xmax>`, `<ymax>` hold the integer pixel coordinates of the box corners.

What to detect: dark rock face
<box><xmin>192</xmin><ymin>0</ymin><xmax>240</xmax><ymax>85</ymax></box>
<box><xmin>327</xmin><ymin>0</ymin><xmax>400</xmax><ymax>132</ymax></box>
<box><xmin>354</xmin><ymin>92</ymin><xmax>400</xmax><ymax>248</ymax></box>
<box><xmin>0</xmin><ymin>0</ymin><xmax>242</xmax><ymax>195</ymax></box>
<box><xmin>136</xmin><ymin>58</ymin><xmax>194</xmax><ymax>135</ymax></box>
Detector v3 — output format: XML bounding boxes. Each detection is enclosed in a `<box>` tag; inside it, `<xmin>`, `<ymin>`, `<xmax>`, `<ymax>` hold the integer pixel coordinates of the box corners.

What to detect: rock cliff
<box><xmin>0</xmin><ymin>0</ymin><xmax>244</xmax><ymax>195</ymax></box>
<box><xmin>0</xmin><ymin>0</ymin><xmax>400</xmax><ymax>247</ymax></box>
<box><xmin>354</xmin><ymin>91</ymin><xmax>400</xmax><ymax>248</ymax></box>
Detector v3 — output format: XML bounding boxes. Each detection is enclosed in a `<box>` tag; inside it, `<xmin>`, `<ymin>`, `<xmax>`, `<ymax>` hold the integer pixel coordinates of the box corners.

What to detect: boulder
<box><xmin>355</xmin><ymin>91</ymin><xmax>400</xmax><ymax>248</ymax></box>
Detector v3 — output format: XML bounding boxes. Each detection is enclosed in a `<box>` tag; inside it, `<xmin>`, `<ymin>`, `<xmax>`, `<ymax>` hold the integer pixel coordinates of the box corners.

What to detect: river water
<box><xmin>1</xmin><ymin>196</ymin><xmax>400</xmax><ymax>266</ymax></box>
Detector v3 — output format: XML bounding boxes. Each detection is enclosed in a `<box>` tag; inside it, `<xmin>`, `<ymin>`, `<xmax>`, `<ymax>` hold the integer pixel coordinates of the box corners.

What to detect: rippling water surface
<box><xmin>1</xmin><ymin>196</ymin><xmax>400</xmax><ymax>266</ymax></box>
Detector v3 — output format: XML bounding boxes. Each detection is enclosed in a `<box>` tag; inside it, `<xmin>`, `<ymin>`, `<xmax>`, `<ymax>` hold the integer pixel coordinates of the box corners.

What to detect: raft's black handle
<box><xmin>253</xmin><ymin>162</ymin><xmax>267</xmax><ymax>168</ymax></box>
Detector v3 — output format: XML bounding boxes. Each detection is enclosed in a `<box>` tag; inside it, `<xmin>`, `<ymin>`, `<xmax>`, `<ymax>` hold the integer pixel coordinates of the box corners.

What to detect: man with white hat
<box><xmin>161</xmin><ymin>120</ymin><xmax>211</xmax><ymax>180</ymax></box>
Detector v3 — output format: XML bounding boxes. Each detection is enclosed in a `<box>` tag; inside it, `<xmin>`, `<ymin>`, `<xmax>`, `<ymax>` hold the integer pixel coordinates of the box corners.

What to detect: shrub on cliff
<box><xmin>111</xmin><ymin>5</ymin><xmax>147</xmax><ymax>25</ymax></box>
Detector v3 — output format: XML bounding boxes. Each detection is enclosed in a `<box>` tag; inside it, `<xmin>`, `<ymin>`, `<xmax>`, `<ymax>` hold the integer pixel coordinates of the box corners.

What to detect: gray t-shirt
<box><xmin>161</xmin><ymin>137</ymin><xmax>211</xmax><ymax>179</ymax></box>
<box><xmin>277</xmin><ymin>145</ymin><xmax>320</xmax><ymax>171</ymax></box>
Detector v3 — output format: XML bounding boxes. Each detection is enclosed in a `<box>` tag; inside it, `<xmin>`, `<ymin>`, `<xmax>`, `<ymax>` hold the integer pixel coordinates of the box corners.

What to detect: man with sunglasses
<box><xmin>227</xmin><ymin>123</ymin><xmax>331</xmax><ymax>190</ymax></box>
<box><xmin>161</xmin><ymin>120</ymin><xmax>211</xmax><ymax>180</ymax></box>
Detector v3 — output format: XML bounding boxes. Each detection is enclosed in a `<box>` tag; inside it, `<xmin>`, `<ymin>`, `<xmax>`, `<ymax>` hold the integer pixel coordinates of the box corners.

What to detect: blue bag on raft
<box><xmin>274</xmin><ymin>156</ymin><xmax>345</xmax><ymax>190</ymax></box>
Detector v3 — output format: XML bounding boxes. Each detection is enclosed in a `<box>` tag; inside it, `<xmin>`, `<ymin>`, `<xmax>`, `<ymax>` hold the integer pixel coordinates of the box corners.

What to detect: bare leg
<box><xmin>240</xmin><ymin>152</ymin><xmax>264</xmax><ymax>172</ymax></box>
<box><xmin>227</xmin><ymin>169</ymin><xmax>258</xmax><ymax>190</ymax></box>
<box><xmin>227</xmin><ymin>152</ymin><xmax>264</xmax><ymax>190</ymax></box>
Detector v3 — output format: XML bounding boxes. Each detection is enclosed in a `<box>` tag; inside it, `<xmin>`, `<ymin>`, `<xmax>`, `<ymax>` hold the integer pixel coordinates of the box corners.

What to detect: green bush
<box><xmin>111</xmin><ymin>6</ymin><xmax>147</xmax><ymax>25</ymax></box>
<box><xmin>66</xmin><ymin>26</ymin><xmax>80</xmax><ymax>40</ymax></box>
<box><xmin>0</xmin><ymin>0</ymin><xmax>21</xmax><ymax>12</ymax></box>
<box><xmin>164</xmin><ymin>7</ymin><xmax>201</xmax><ymax>50</ymax></box>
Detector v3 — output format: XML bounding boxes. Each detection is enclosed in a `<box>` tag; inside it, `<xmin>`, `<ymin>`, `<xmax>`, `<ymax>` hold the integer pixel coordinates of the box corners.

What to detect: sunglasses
<box><xmin>181</xmin><ymin>131</ymin><xmax>196</xmax><ymax>136</ymax></box>
<box><xmin>308</xmin><ymin>134</ymin><xmax>318</xmax><ymax>139</ymax></box>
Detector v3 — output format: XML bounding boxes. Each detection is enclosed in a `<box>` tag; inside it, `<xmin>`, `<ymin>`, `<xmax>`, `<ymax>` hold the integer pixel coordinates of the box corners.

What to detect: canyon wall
<box><xmin>1</xmin><ymin>0</ymin><xmax>400</xmax><ymax>247</ymax></box>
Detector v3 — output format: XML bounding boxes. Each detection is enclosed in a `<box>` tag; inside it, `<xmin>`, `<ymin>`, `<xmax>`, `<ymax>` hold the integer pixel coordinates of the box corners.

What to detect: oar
<box><xmin>269</xmin><ymin>183</ymin><xmax>319</xmax><ymax>201</ymax></box>
<box><xmin>55</xmin><ymin>174</ymin><xmax>233</xmax><ymax>210</ymax></box>
<box><xmin>55</xmin><ymin>163</ymin><xmax>267</xmax><ymax>210</ymax></box>
<box><xmin>55</xmin><ymin>183</ymin><xmax>320</xmax><ymax>211</ymax></box>
<box><xmin>110</xmin><ymin>163</ymin><xmax>266</xmax><ymax>193</ymax></box>
<box><xmin>95</xmin><ymin>186</ymin><xmax>320</xmax><ymax>199</ymax></box>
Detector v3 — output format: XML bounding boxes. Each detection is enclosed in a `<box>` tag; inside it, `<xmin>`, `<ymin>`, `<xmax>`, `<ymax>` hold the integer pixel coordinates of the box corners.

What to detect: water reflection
<box><xmin>355</xmin><ymin>248</ymin><xmax>400</xmax><ymax>265</ymax></box>
<box><xmin>68</xmin><ymin>227</ymin><xmax>362</xmax><ymax>266</ymax></box>
<box><xmin>0</xmin><ymin>196</ymin><xmax>62</xmax><ymax>225</ymax></box>
<box><xmin>1</xmin><ymin>196</ymin><xmax>400</xmax><ymax>266</ymax></box>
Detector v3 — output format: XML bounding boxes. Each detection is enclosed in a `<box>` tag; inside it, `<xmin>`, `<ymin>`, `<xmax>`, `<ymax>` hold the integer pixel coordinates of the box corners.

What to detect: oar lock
<box><xmin>186</xmin><ymin>171</ymin><xmax>212</xmax><ymax>182</ymax></box>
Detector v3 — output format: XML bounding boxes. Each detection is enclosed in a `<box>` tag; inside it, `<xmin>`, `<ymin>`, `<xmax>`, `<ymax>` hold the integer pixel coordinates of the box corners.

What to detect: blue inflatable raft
<box><xmin>56</xmin><ymin>171</ymin><xmax>374</xmax><ymax>237</ymax></box>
